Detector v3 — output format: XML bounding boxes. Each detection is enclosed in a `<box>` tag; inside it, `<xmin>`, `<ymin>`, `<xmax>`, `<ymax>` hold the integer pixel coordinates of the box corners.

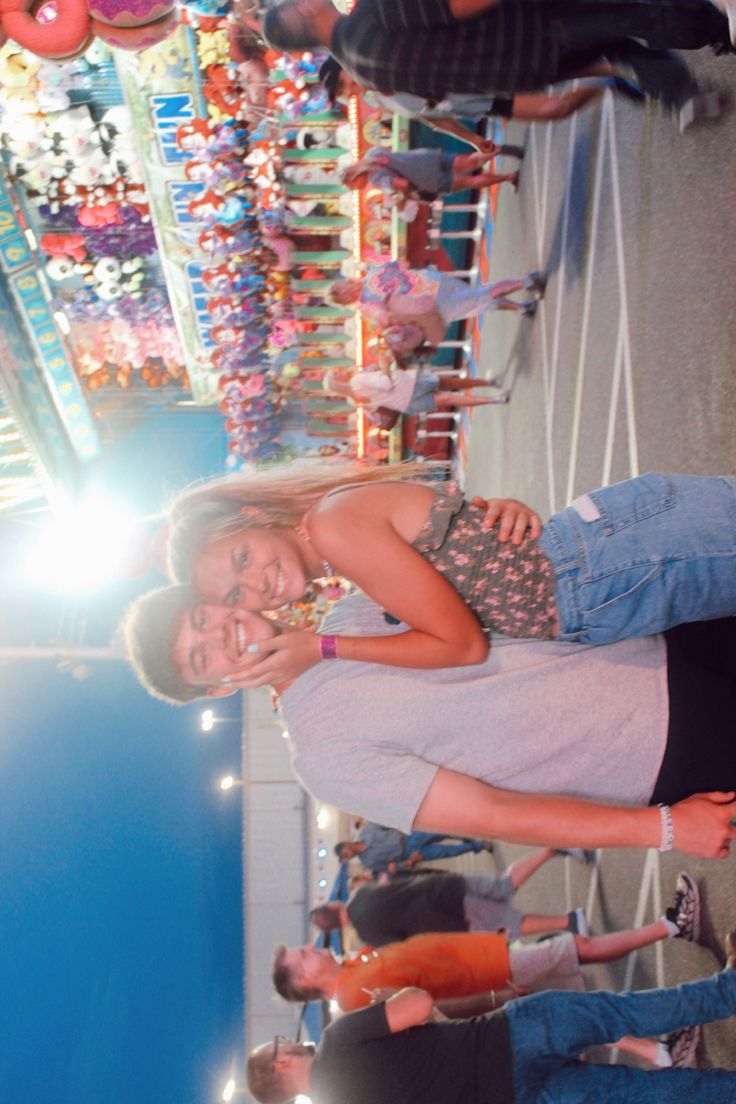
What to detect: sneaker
<box><xmin>679</xmin><ymin>89</ymin><xmax>730</xmax><ymax>133</ymax></box>
<box><xmin>664</xmin><ymin>872</ymin><xmax>700</xmax><ymax>942</ymax></box>
<box><xmin>525</xmin><ymin>271</ymin><xmax>547</xmax><ymax>298</ymax></box>
<box><xmin>567</xmin><ymin>908</ymin><xmax>589</xmax><ymax>936</ymax></box>
<box><xmin>489</xmin><ymin>392</ymin><xmax>510</xmax><ymax>405</ymax></box>
<box><xmin>665</xmin><ymin>1024</ymin><xmax>701</xmax><ymax>1068</ymax></box>
<box><xmin>555</xmin><ymin>848</ymin><xmax>597</xmax><ymax>865</ymax></box>
<box><xmin>522</xmin><ymin>300</ymin><xmax>538</xmax><ymax>318</ymax></box>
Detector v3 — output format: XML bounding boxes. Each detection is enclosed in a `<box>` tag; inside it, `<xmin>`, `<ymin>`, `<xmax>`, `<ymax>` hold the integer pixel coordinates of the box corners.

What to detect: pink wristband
<box><xmin>319</xmin><ymin>635</ymin><xmax>338</xmax><ymax>660</ymax></box>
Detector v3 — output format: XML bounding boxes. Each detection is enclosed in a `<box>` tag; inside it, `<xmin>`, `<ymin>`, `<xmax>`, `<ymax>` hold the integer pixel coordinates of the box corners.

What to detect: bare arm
<box><xmin>510</xmin><ymin>88</ymin><xmax>604</xmax><ymax>121</ymax></box>
<box><xmin>422</xmin><ymin>115</ymin><xmax>488</xmax><ymax>150</ymax></box>
<box><xmin>413</xmin><ymin>767</ymin><xmax>736</xmax><ymax>858</ymax></box>
<box><xmin>305</xmin><ymin>485</ymin><xmax>489</xmax><ymax>668</ymax></box>
<box><xmin>383</xmin><ymin>987</ymin><xmax>437</xmax><ymax>1032</ymax></box>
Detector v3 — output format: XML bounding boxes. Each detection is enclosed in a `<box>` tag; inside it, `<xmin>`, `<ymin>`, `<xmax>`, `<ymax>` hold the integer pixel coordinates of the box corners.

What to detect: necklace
<box><xmin>296</xmin><ymin>523</ymin><xmax>334</xmax><ymax>579</ymax></box>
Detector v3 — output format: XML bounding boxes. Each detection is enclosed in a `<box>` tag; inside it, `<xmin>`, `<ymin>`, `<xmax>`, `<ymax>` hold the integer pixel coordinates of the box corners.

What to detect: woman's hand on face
<box><xmin>223</xmin><ymin>629</ymin><xmax>322</xmax><ymax>690</ymax></box>
<box><xmin>670</xmin><ymin>792</ymin><xmax>736</xmax><ymax>859</ymax></box>
<box><xmin>470</xmin><ymin>496</ymin><xmax>543</xmax><ymax>544</ymax></box>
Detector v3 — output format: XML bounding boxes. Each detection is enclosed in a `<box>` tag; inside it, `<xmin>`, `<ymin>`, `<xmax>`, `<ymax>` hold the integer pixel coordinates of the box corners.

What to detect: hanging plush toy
<box><xmin>0</xmin><ymin>0</ymin><xmax>178</xmax><ymax>58</ymax></box>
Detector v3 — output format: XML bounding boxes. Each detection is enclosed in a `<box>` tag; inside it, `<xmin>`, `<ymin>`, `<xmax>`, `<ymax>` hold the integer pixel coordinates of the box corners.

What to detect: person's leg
<box><xmin>434</xmin><ymin>393</ymin><xmax>496</xmax><ymax>409</ymax></box>
<box><xmin>507</xmin><ymin>965</ymin><xmax>736</xmax><ymax>1066</ymax></box>
<box><xmin>520</xmin><ymin>1060</ymin><xmax>736</xmax><ymax>1102</ymax></box>
<box><xmin>573</xmin><ymin>921</ymin><xmax>672</xmax><ymax>963</ymax></box>
<box><xmin>453</xmin><ymin>151</ymin><xmax>487</xmax><ymax>174</ymax></box>
<box><xmin>550</xmin><ymin>0</ymin><xmax>731</xmax><ymax>55</ymax></box>
<box><xmin>437</xmin><ymin>375</ymin><xmax>499</xmax><ymax>390</ymax></box>
<box><xmin>430</xmin><ymin>270</ymin><xmax>536</xmax><ymax>322</ymax></box>
<box><xmin>520</xmin><ymin>913</ymin><xmax>576</xmax><ymax>935</ymax></box>
<box><xmin>406</xmin><ymin>834</ymin><xmax>485</xmax><ymax>860</ymax></box>
<box><xmin>512</xmin><ymin>86</ymin><xmax>605</xmax><ymax>120</ymax></box>
<box><xmin>606</xmin><ymin>41</ymin><xmax>701</xmax><ymax>113</ymax></box>
<box><xmin>492</xmin><ymin>297</ymin><xmax>537</xmax><ymax>314</ymax></box>
<box><xmin>452</xmin><ymin>169</ymin><xmax>518</xmax><ymax>191</ymax></box>
<box><xmin>489</xmin><ymin>277</ymin><xmax>526</xmax><ymax>297</ymax></box>
<box><xmin>504</xmin><ymin>846</ymin><xmax>557</xmax><ymax>888</ymax></box>
<box><xmin>614</xmin><ymin>1027</ymin><xmax>701</xmax><ymax>1069</ymax></box>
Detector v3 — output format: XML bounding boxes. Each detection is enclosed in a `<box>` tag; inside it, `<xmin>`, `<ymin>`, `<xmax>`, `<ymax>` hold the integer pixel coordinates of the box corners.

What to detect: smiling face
<box><xmin>193</xmin><ymin>524</ymin><xmax>316</xmax><ymax>611</ymax></box>
<box><xmin>172</xmin><ymin>603</ymin><xmax>279</xmax><ymax>688</ymax></box>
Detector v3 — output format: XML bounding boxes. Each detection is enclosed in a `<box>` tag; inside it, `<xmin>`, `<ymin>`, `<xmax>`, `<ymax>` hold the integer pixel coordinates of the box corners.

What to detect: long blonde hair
<box><xmin>166</xmin><ymin>458</ymin><xmax>428</xmax><ymax>585</ymax></box>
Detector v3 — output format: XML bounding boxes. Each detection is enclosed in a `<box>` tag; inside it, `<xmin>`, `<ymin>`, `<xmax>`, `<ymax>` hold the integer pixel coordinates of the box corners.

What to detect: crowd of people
<box><xmin>123</xmin><ymin>0</ymin><xmax>736</xmax><ymax>1094</ymax></box>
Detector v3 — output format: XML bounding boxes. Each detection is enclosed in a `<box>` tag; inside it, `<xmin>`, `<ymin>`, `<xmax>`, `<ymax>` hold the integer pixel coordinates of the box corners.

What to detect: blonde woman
<box><xmin>323</xmin><ymin>365</ymin><xmax>507</xmax><ymax>414</ymax></box>
<box><xmin>164</xmin><ymin>461</ymin><xmax>736</xmax><ymax>691</ymax></box>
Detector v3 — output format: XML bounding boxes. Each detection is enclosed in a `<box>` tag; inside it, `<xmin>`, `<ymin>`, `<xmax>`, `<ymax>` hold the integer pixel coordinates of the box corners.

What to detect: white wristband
<box><xmin>658</xmin><ymin>803</ymin><xmax>674</xmax><ymax>852</ymax></box>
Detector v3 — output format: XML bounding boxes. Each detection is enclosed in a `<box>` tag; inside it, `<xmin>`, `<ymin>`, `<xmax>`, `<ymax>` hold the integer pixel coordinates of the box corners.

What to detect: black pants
<box><xmin>549</xmin><ymin>0</ymin><xmax>732</xmax><ymax>109</ymax></box>
<box><xmin>650</xmin><ymin>618</ymin><xmax>736</xmax><ymax>805</ymax></box>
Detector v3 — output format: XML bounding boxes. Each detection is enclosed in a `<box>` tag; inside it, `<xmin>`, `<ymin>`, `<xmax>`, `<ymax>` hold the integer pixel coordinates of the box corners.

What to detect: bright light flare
<box><xmin>222</xmin><ymin>1079</ymin><xmax>236</xmax><ymax>1102</ymax></box>
<box><xmin>201</xmin><ymin>709</ymin><xmax>215</xmax><ymax>732</ymax></box>
<box><xmin>220</xmin><ymin>775</ymin><xmax>236</xmax><ymax>791</ymax></box>
<box><xmin>23</xmin><ymin>495</ymin><xmax>140</xmax><ymax>592</ymax></box>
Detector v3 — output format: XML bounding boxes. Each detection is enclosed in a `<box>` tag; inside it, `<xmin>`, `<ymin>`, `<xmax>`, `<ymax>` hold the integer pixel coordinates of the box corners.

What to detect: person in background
<box><xmin>247</xmin><ymin>939</ymin><xmax>736</xmax><ymax>1104</ymax></box>
<box><xmin>323</xmin><ymin>365</ymin><xmax>508</xmax><ymax>416</ymax></box>
<box><xmin>272</xmin><ymin>885</ymin><xmax>704</xmax><ymax>1069</ymax></box>
<box><xmin>341</xmin><ymin>146</ymin><xmax>519</xmax><ymax>220</ymax></box>
<box><xmin>313</xmin><ymin>848</ymin><xmax>600</xmax><ymax>943</ymax></box>
<box><xmin>335</xmin><ymin>821</ymin><xmax>493</xmax><ymax>874</ymax></box>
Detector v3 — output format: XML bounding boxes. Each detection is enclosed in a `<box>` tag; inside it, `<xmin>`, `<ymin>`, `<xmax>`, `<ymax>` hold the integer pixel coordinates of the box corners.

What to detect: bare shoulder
<box><xmin>306</xmin><ymin>481</ymin><xmax>436</xmax><ymax>541</ymax></box>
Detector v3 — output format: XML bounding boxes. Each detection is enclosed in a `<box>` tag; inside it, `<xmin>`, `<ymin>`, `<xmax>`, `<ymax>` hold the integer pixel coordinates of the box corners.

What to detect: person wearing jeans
<box><xmin>506</xmin><ymin>964</ymin><xmax>736</xmax><ymax>1099</ymax></box>
<box><xmin>246</xmin><ymin>934</ymin><xmax>736</xmax><ymax>1104</ymax></box>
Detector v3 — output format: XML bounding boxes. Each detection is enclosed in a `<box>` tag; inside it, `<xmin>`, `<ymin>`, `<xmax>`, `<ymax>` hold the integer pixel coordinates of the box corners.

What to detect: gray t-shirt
<box><xmin>281</xmin><ymin>594</ymin><xmax>669</xmax><ymax>830</ymax></box>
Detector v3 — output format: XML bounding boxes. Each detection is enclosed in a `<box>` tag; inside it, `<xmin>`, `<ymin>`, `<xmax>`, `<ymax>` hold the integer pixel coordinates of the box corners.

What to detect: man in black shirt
<box><xmin>311</xmin><ymin>850</ymin><xmax>596</xmax><ymax>945</ymax></box>
<box><xmin>262</xmin><ymin>0</ymin><xmax>735</xmax><ymax>128</ymax></box>
<box><xmin>248</xmin><ymin>944</ymin><xmax>736</xmax><ymax>1104</ymax></box>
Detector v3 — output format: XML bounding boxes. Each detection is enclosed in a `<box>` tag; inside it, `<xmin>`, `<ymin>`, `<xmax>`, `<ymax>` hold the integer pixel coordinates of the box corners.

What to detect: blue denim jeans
<box><xmin>538</xmin><ymin>473</ymin><xmax>736</xmax><ymax>644</ymax></box>
<box><xmin>505</xmin><ymin>970</ymin><xmax>736</xmax><ymax>1102</ymax></box>
<box><xmin>404</xmin><ymin>830</ymin><xmax>483</xmax><ymax>860</ymax></box>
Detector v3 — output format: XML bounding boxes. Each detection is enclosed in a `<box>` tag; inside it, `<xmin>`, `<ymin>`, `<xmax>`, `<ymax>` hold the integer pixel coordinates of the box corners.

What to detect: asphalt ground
<box><xmin>460</xmin><ymin>48</ymin><xmax>736</xmax><ymax>1071</ymax></box>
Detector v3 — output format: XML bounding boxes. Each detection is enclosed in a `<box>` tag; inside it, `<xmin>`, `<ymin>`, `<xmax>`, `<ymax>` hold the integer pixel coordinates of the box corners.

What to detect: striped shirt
<box><xmin>330</xmin><ymin>0</ymin><xmax>558</xmax><ymax>100</ymax></box>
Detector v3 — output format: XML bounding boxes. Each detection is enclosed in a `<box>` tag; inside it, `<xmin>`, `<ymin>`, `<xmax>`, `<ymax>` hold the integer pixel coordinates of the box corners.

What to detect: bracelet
<box><xmin>658</xmin><ymin>803</ymin><xmax>674</xmax><ymax>852</ymax></box>
<box><xmin>319</xmin><ymin>635</ymin><xmax>338</xmax><ymax>661</ymax></box>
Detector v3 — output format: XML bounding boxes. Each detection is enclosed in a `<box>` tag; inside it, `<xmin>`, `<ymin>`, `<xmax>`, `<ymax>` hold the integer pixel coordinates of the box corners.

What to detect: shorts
<box><xmin>406</xmin><ymin>371</ymin><xmax>439</xmax><ymax>414</ymax></box>
<box><xmin>463</xmin><ymin>873</ymin><xmax>523</xmax><ymax>940</ymax></box>
<box><xmin>508</xmin><ymin>933</ymin><xmax>585</xmax><ymax>993</ymax></box>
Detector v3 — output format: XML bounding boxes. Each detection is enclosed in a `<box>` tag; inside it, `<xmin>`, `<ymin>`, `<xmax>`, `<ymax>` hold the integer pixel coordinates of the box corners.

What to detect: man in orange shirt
<box><xmin>272</xmin><ymin>908</ymin><xmax>703</xmax><ymax>1067</ymax></box>
<box><xmin>274</xmin><ymin>932</ymin><xmax>512</xmax><ymax>1012</ymax></box>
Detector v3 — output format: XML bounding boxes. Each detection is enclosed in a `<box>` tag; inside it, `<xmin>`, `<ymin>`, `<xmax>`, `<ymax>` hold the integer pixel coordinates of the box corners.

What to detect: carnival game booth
<box><xmin>0</xmin><ymin>0</ymin><xmax>485</xmax><ymax>488</ymax></box>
